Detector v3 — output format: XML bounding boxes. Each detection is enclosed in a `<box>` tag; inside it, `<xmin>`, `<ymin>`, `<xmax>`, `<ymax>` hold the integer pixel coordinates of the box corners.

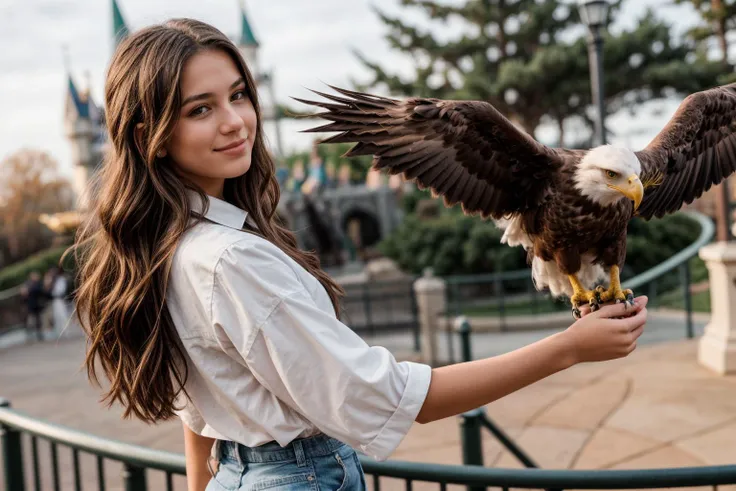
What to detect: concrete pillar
<box><xmin>698</xmin><ymin>242</ymin><xmax>736</xmax><ymax>374</ymax></box>
<box><xmin>413</xmin><ymin>268</ymin><xmax>446</xmax><ymax>367</ymax></box>
<box><xmin>73</xmin><ymin>164</ymin><xmax>91</xmax><ymax>210</ymax></box>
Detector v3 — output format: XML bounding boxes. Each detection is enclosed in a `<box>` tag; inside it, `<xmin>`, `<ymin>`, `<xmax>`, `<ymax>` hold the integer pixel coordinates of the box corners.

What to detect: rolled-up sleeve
<box><xmin>211</xmin><ymin>240</ymin><xmax>432</xmax><ymax>461</ymax></box>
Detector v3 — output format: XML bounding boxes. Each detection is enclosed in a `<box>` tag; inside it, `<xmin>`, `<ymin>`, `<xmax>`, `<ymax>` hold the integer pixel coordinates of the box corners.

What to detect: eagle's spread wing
<box><xmin>296</xmin><ymin>86</ymin><xmax>564</xmax><ymax>219</ymax></box>
<box><xmin>636</xmin><ymin>83</ymin><xmax>736</xmax><ymax>219</ymax></box>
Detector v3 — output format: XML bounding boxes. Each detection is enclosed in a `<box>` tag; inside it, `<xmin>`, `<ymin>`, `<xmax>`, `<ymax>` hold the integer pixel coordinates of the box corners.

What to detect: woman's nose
<box><xmin>220</xmin><ymin>106</ymin><xmax>244</xmax><ymax>132</ymax></box>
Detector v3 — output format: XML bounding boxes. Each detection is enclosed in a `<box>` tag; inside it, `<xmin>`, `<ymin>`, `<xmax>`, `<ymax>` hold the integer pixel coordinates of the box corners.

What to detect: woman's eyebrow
<box><xmin>181</xmin><ymin>77</ymin><xmax>245</xmax><ymax>106</ymax></box>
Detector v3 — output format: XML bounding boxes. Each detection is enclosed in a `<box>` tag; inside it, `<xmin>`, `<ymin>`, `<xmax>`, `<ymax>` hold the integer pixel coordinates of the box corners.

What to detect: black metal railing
<box><xmin>0</xmin><ymin>213</ymin><xmax>722</xmax><ymax>490</ymax></box>
<box><xmin>0</xmin><ymin>399</ymin><xmax>184</xmax><ymax>491</ymax></box>
<box><xmin>4</xmin><ymin>396</ymin><xmax>736</xmax><ymax>491</ymax></box>
<box><xmin>454</xmin><ymin>316</ymin><xmax>539</xmax><ymax>482</ymax></box>
<box><xmin>340</xmin><ymin>277</ymin><xmax>420</xmax><ymax>351</ymax></box>
<box><xmin>443</xmin><ymin>210</ymin><xmax>715</xmax><ymax>340</ymax></box>
<box><xmin>0</xmin><ymin>212</ymin><xmax>713</xmax><ymax>354</ymax></box>
<box><xmin>624</xmin><ymin>210</ymin><xmax>714</xmax><ymax>338</ymax></box>
<box><xmin>0</xmin><ymin>286</ymin><xmax>24</xmax><ymax>336</ymax></box>
<box><xmin>445</xmin><ymin>268</ymin><xmax>565</xmax><ymax>332</ymax></box>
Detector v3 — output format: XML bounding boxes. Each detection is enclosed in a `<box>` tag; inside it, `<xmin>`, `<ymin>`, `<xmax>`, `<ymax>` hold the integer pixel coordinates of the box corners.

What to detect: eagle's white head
<box><xmin>574</xmin><ymin>144</ymin><xmax>644</xmax><ymax>210</ymax></box>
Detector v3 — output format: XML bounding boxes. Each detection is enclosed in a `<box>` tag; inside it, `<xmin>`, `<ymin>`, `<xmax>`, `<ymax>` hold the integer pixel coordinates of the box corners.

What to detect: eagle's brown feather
<box><xmin>636</xmin><ymin>83</ymin><xmax>736</xmax><ymax>219</ymax></box>
<box><xmin>296</xmin><ymin>85</ymin><xmax>564</xmax><ymax>219</ymax></box>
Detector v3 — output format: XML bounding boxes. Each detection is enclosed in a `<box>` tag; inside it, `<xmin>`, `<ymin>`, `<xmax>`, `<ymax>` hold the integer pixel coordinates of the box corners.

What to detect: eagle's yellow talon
<box><xmin>568</xmin><ymin>274</ymin><xmax>599</xmax><ymax>318</ymax></box>
<box><xmin>589</xmin><ymin>296</ymin><xmax>601</xmax><ymax>312</ymax></box>
<box><xmin>597</xmin><ymin>267</ymin><xmax>635</xmax><ymax>306</ymax></box>
<box><xmin>570</xmin><ymin>289</ymin><xmax>597</xmax><ymax>306</ymax></box>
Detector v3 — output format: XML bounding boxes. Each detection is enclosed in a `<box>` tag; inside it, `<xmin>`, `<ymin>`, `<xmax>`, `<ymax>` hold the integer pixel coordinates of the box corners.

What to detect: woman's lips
<box><xmin>214</xmin><ymin>138</ymin><xmax>247</xmax><ymax>155</ymax></box>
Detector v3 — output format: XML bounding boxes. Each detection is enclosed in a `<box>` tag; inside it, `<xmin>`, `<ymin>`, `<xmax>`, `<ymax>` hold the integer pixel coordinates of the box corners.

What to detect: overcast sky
<box><xmin>0</xmin><ymin>0</ymin><xmax>704</xmax><ymax>179</ymax></box>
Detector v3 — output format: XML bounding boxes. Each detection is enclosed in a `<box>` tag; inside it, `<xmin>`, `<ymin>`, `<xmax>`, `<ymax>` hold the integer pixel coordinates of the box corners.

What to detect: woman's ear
<box><xmin>134</xmin><ymin>123</ymin><xmax>146</xmax><ymax>157</ymax></box>
<box><xmin>135</xmin><ymin>123</ymin><xmax>167</xmax><ymax>158</ymax></box>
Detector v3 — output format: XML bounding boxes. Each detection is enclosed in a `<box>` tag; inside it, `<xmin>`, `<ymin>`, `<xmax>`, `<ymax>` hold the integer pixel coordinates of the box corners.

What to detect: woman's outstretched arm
<box><xmin>415</xmin><ymin>297</ymin><xmax>648</xmax><ymax>424</ymax></box>
<box><xmin>211</xmin><ymin>239</ymin><xmax>649</xmax><ymax>461</ymax></box>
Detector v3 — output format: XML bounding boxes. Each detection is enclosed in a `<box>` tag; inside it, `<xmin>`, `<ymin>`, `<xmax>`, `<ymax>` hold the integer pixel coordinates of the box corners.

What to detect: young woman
<box><xmin>71</xmin><ymin>18</ymin><xmax>648</xmax><ymax>491</ymax></box>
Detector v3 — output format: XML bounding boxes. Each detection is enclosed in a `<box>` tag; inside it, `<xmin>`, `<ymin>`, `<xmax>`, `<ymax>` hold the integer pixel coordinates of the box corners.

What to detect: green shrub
<box><xmin>623</xmin><ymin>214</ymin><xmax>701</xmax><ymax>278</ymax></box>
<box><xmin>379</xmin><ymin>209</ymin><xmax>705</xmax><ymax>278</ymax></box>
<box><xmin>400</xmin><ymin>188</ymin><xmax>433</xmax><ymax>214</ymax></box>
<box><xmin>377</xmin><ymin>214</ymin><xmax>527</xmax><ymax>276</ymax></box>
<box><xmin>0</xmin><ymin>245</ymin><xmax>75</xmax><ymax>291</ymax></box>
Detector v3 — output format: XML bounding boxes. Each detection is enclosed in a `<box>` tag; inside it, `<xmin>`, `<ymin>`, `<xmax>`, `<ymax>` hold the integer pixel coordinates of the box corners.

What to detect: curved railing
<box><xmin>444</xmin><ymin>210</ymin><xmax>714</xmax><ymax>335</ymax></box>
<box><xmin>0</xmin><ymin>399</ymin><xmax>181</xmax><ymax>490</ymax></box>
<box><xmin>625</xmin><ymin>211</ymin><xmax>714</xmax><ymax>288</ymax></box>
<box><xmin>0</xmin><ymin>212</ymin><xmax>725</xmax><ymax>491</ymax></box>
<box><xmin>2</xmin><ymin>398</ymin><xmax>736</xmax><ymax>490</ymax></box>
<box><xmin>0</xmin><ymin>212</ymin><xmax>714</xmax><ymax>344</ymax></box>
<box><xmin>626</xmin><ymin>210</ymin><xmax>715</xmax><ymax>338</ymax></box>
<box><xmin>0</xmin><ymin>285</ymin><xmax>24</xmax><ymax>337</ymax></box>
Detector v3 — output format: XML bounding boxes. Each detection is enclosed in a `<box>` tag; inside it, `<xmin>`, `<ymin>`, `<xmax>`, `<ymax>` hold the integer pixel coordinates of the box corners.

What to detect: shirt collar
<box><xmin>186</xmin><ymin>189</ymin><xmax>257</xmax><ymax>231</ymax></box>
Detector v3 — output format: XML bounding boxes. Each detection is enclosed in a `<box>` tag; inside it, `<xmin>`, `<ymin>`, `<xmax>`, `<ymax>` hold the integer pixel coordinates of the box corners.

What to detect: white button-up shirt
<box><xmin>167</xmin><ymin>192</ymin><xmax>432</xmax><ymax>461</ymax></box>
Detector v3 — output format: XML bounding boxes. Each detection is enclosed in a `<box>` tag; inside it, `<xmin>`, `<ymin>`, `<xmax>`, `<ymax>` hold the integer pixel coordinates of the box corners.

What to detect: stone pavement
<box><xmin>1</xmin><ymin>311</ymin><xmax>735</xmax><ymax>491</ymax></box>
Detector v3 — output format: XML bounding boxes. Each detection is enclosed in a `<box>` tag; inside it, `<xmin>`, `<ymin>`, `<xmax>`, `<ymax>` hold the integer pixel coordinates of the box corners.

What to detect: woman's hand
<box><xmin>562</xmin><ymin>296</ymin><xmax>648</xmax><ymax>364</ymax></box>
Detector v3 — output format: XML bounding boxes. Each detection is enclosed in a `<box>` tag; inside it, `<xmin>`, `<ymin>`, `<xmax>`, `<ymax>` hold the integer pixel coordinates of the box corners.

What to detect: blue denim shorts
<box><xmin>206</xmin><ymin>434</ymin><xmax>367</xmax><ymax>490</ymax></box>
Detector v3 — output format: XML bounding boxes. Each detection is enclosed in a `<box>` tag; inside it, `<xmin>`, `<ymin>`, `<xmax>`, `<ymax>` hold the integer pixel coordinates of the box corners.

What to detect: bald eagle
<box><xmin>296</xmin><ymin>84</ymin><xmax>736</xmax><ymax>318</ymax></box>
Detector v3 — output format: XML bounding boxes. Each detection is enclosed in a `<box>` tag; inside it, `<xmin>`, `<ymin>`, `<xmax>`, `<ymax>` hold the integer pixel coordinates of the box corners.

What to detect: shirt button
<box><xmin>307</xmin><ymin>476</ymin><xmax>314</xmax><ymax>481</ymax></box>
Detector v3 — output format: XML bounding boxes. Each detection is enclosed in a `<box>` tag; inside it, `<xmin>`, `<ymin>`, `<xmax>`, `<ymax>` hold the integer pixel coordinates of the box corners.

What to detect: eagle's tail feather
<box><xmin>531</xmin><ymin>255</ymin><xmax>606</xmax><ymax>299</ymax></box>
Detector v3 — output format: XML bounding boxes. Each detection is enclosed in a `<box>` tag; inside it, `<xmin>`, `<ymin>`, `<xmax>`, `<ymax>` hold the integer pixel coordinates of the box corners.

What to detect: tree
<box><xmin>0</xmin><ymin>149</ymin><xmax>74</xmax><ymax>266</ymax></box>
<box><xmin>282</xmin><ymin>142</ymin><xmax>373</xmax><ymax>184</ymax></box>
<box><xmin>355</xmin><ymin>0</ymin><xmax>725</xmax><ymax>145</ymax></box>
<box><xmin>675</xmin><ymin>0</ymin><xmax>736</xmax><ymax>66</ymax></box>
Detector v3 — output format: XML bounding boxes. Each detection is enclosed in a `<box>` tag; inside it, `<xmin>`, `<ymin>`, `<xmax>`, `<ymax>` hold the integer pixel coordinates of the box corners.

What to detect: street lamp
<box><xmin>578</xmin><ymin>0</ymin><xmax>610</xmax><ymax>146</ymax></box>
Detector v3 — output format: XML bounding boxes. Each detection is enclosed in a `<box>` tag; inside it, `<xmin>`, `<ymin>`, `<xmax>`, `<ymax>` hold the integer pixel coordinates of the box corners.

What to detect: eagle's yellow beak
<box><xmin>612</xmin><ymin>175</ymin><xmax>644</xmax><ymax>210</ymax></box>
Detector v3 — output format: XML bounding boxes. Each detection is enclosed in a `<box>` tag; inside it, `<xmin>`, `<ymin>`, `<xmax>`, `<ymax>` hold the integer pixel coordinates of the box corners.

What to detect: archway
<box><xmin>342</xmin><ymin>209</ymin><xmax>382</xmax><ymax>252</ymax></box>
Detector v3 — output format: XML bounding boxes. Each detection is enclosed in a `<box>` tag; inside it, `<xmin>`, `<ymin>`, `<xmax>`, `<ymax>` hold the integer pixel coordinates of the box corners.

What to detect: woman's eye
<box><xmin>189</xmin><ymin>105</ymin><xmax>209</xmax><ymax>117</ymax></box>
<box><xmin>606</xmin><ymin>170</ymin><xmax>617</xmax><ymax>178</ymax></box>
<box><xmin>232</xmin><ymin>90</ymin><xmax>246</xmax><ymax>101</ymax></box>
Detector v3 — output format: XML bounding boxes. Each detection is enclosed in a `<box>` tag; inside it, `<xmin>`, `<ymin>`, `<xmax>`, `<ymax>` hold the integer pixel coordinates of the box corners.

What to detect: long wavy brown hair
<box><xmin>69</xmin><ymin>18</ymin><xmax>344</xmax><ymax>423</ymax></box>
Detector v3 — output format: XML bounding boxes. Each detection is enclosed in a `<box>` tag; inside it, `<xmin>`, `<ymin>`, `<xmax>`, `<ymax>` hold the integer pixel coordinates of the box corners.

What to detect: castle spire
<box><xmin>112</xmin><ymin>0</ymin><xmax>129</xmax><ymax>49</ymax></box>
<box><xmin>63</xmin><ymin>46</ymin><xmax>89</xmax><ymax>120</ymax></box>
<box><xmin>240</xmin><ymin>1</ymin><xmax>259</xmax><ymax>47</ymax></box>
<box><xmin>66</xmin><ymin>75</ymin><xmax>89</xmax><ymax>119</ymax></box>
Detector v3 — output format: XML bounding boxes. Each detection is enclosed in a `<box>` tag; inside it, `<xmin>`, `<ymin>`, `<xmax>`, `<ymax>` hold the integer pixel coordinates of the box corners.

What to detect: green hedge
<box><xmin>377</xmin><ymin>213</ymin><xmax>528</xmax><ymax>276</ymax></box>
<box><xmin>378</xmin><ymin>197</ymin><xmax>704</xmax><ymax>279</ymax></box>
<box><xmin>0</xmin><ymin>245</ymin><xmax>75</xmax><ymax>291</ymax></box>
<box><xmin>622</xmin><ymin>213</ymin><xmax>701</xmax><ymax>278</ymax></box>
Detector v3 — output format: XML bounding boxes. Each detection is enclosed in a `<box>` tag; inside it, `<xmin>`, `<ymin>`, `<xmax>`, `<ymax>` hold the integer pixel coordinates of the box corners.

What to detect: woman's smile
<box><xmin>214</xmin><ymin>137</ymin><xmax>247</xmax><ymax>155</ymax></box>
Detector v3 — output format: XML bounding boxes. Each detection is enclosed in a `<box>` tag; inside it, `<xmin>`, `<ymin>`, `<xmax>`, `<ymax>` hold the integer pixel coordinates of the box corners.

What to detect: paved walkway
<box><xmin>2</xmin><ymin>311</ymin><xmax>735</xmax><ymax>491</ymax></box>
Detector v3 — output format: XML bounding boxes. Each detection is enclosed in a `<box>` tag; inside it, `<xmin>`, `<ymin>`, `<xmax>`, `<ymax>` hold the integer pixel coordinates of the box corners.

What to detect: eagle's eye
<box><xmin>605</xmin><ymin>170</ymin><xmax>618</xmax><ymax>179</ymax></box>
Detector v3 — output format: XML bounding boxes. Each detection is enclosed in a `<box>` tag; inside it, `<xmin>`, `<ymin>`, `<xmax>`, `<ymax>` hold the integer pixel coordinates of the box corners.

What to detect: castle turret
<box><xmin>64</xmin><ymin>75</ymin><xmax>94</xmax><ymax>208</ymax></box>
<box><xmin>238</xmin><ymin>1</ymin><xmax>259</xmax><ymax>76</ymax></box>
<box><xmin>112</xmin><ymin>0</ymin><xmax>129</xmax><ymax>51</ymax></box>
<box><xmin>234</xmin><ymin>2</ymin><xmax>283</xmax><ymax>155</ymax></box>
<box><xmin>64</xmin><ymin>76</ymin><xmax>93</xmax><ymax>165</ymax></box>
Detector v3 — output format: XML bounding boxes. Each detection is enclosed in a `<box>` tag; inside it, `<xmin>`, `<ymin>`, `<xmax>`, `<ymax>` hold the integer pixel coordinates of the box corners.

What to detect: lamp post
<box><xmin>259</xmin><ymin>71</ymin><xmax>285</xmax><ymax>158</ymax></box>
<box><xmin>578</xmin><ymin>0</ymin><xmax>610</xmax><ymax>146</ymax></box>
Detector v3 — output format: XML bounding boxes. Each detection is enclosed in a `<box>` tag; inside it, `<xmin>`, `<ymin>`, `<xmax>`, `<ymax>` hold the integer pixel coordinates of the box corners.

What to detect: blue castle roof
<box><xmin>240</xmin><ymin>2</ymin><xmax>259</xmax><ymax>47</ymax></box>
<box><xmin>113</xmin><ymin>0</ymin><xmax>129</xmax><ymax>48</ymax></box>
<box><xmin>67</xmin><ymin>76</ymin><xmax>89</xmax><ymax>118</ymax></box>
